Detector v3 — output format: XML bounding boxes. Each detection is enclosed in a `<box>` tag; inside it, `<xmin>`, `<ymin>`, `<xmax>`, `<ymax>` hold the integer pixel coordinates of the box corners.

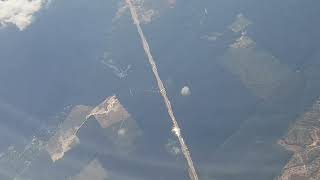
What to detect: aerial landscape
<box><xmin>1</xmin><ymin>0</ymin><xmax>320</xmax><ymax>179</ymax></box>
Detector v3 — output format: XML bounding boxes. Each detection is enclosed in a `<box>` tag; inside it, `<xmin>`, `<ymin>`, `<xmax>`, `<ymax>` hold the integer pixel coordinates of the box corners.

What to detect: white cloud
<box><xmin>0</xmin><ymin>0</ymin><xmax>46</xmax><ymax>30</ymax></box>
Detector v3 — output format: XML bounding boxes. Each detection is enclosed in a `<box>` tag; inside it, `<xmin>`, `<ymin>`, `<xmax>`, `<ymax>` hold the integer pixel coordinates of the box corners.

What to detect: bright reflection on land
<box><xmin>46</xmin><ymin>95</ymin><xmax>141</xmax><ymax>162</ymax></box>
<box><xmin>87</xmin><ymin>96</ymin><xmax>130</xmax><ymax>128</ymax></box>
<box><xmin>46</xmin><ymin>105</ymin><xmax>93</xmax><ymax>162</ymax></box>
<box><xmin>0</xmin><ymin>96</ymin><xmax>142</xmax><ymax>178</ymax></box>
